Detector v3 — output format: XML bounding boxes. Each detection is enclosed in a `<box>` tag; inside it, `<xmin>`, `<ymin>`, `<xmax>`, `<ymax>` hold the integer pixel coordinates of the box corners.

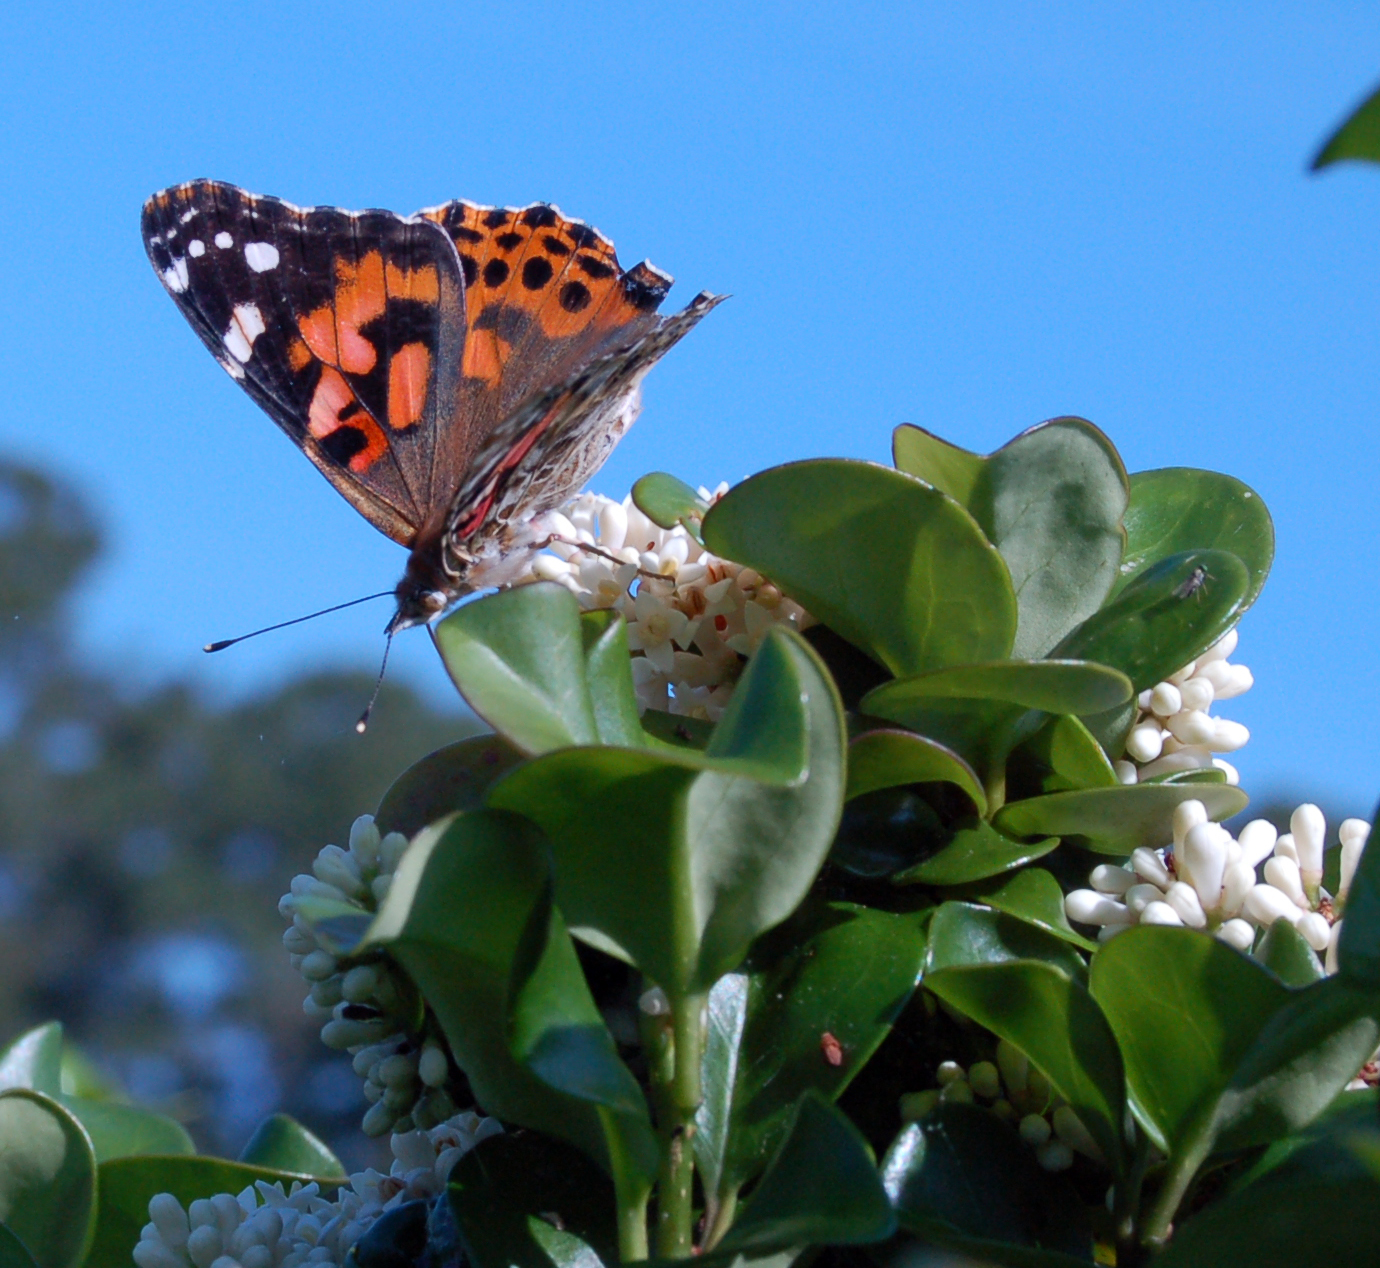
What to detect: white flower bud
<box><xmin>312</xmin><ymin>844</ymin><xmax>364</xmax><ymax>896</ymax></box>
<box><xmin>1065</xmin><ymin>890</ymin><xmax>1131</xmax><ymax>927</ymax></box>
<box><xmin>1340</xmin><ymin>820</ymin><xmax>1370</xmax><ymax>899</ymax></box>
<box><xmin>1214</xmin><ymin>663</ymin><xmax>1254</xmax><ymax>699</ymax></box>
<box><xmin>341</xmin><ymin>964</ymin><xmax>381</xmax><ymax>1003</ymax></box>
<box><xmin>1138</xmin><ymin>689</ymin><xmax>1153</xmax><ymax>710</ymax></box>
<box><xmin>186</xmin><ymin>1225</ymin><xmax>224</xmax><ymax>1268</ymax></box>
<box><xmin>531</xmin><ymin>554</ymin><xmax>572</xmax><ymax>581</ymax></box>
<box><xmin>996</xmin><ymin>1039</ymin><xmax>1028</xmax><ymax>1094</ymax></box>
<box><xmin>1169</xmin><ymin>659</ymin><xmax>1198</xmax><ymax>684</ymax></box>
<box><xmin>939</xmin><ymin>1079</ymin><xmax>974</xmax><ymax>1104</ymax></box>
<box><xmin>362</xmin><ymin>1100</ymin><xmax>396</xmax><ymax>1137</ymax></box>
<box><xmin>371</xmin><ymin>873</ymin><xmax>393</xmax><ymax>904</ymax></box>
<box><xmin>298</xmin><ymin>950</ymin><xmax>338</xmax><ymax>982</ymax></box>
<box><xmin>1090</xmin><ymin>864</ymin><xmax>1135</xmax><ymax>895</ymax></box>
<box><xmin>1263</xmin><ymin>856</ymin><xmax>1309</xmax><ymax>910</ymax></box>
<box><xmin>1199</xmin><ymin>627</ymin><xmax>1238</xmax><ymax>662</ymax></box>
<box><xmin>1167</xmin><ymin>710</ymin><xmax>1216</xmax><ymax>746</ymax></box>
<box><xmin>309</xmin><ymin>978</ymin><xmax>343</xmax><ymax>1008</ymax></box>
<box><xmin>1149</xmin><ymin>681</ymin><xmax>1182</xmax><ymax>716</ymax></box>
<box><xmin>1173</xmin><ymin>800</ymin><xmax>1208</xmax><ymax>849</ymax></box>
<box><xmin>1140</xmin><ymin>901</ymin><xmax>1184</xmax><ymax>926</ymax></box>
<box><xmin>1165</xmin><ymin>882</ymin><xmax>1208</xmax><ymax>928</ymax></box>
<box><xmin>1245</xmin><ymin>883</ymin><xmax>1303</xmax><ymax>927</ymax></box>
<box><xmin>419</xmin><ymin>1045</ymin><xmax>449</xmax><ymax>1088</ymax></box>
<box><xmin>1019</xmin><ymin>1114</ymin><xmax>1051</xmax><ymax>1145</ymax></box>
<box><xmin>899</xmin><ymin>1090</ymin><xmax>940</xmax><ymax>1121</ymax></box>
<box><xmin>1125</xmin><ymin>883</ymin><xmax>1165</xmax><ymax>914</ymax></box>
<box><xmin>1179</xmin><ymin>677</ymin><xmax>1215</xmax><ymax>713</ymax></box>
<box><xmin>639</xmin><ymin>986</ymin><xmax>670</xmax><ymax>1015</ymax></box>
<box><xmin>1114</xmin><ymin>760</ymin><xmax>1138</xmax><ymax>785</ymax></box>
<box><xmin>937</xmin><ymin>1060</ymin><xmax>965</xmax><ymax>1085</ymax></box>
<box><xmin>1274</xmin><ymin>834</ymin><xmax>1299</xmax><ymax>864</ymax></box>
<box><xmin>1052</xmin><ymin>1106</ymin><xmax>1104</xmax><ymax>1161</ymax></box>
<box><xmin>1125</xmin><ymin>723</ymin><xmax>1165</xmax><ymax>763</ymax></box>
<box><xmin>1192</xmin><ymin>659</ymin><xmax>1233</xmax><ymax>692</ymax></box>
<box><xmin>379</xmin><ymin>832</ymin><xmax>409</xmax><ymax>873</ymax></box>
<box><xmin>1290</xmin><ymin>804</ymin><xmax>1327</xmax><ymax>885</ymax></box>
<box><xmin>133</xmin><ymin>1242</ymin><xmax>185</xmax><ymax>1268</ymax></box>
<box><xmin>597</xmin><ymin>500</ymin><xmax>628</xmax><ymax>550</ymax></box>
<box><xmin>382</xmin><ymin>1083</ymin><xmax>414</xmax><ymax>1110</ymax></box>
<box><xmin>1036</xmin><ymin>1140</ymin><xmax>1075</xmax><ymax>1172</ymax></box>
<box><xmin>281</xmin><ymin>925</ymin><xmax>315</xmax><ymax>955</ymax></box>
<box><xmin>377</xmin><ymin>1053</ymin><xmax>418</xmax><ymax>1087</ymax></box>
<box><xmin>1237</xmin><ymin>819</ymin><xmax>1278</xmax><ymax>868</ymax></box>
<box><xmin>1131</xmin><ymin>847</ymin><xmax>1172</xmax><ymax>888</ymax></box>
<box><xmin>1208</xmin><ymin>719</ymin><xmax>1249</xmax><ymax>752</ymax></box>
<box><xmin>1327</xmin><ymin>920</ymin><xmax>1343</xmax><ymax>974</ymax></box>
<box><xmin>321</xmin><ymin>1017</ymin><xmax>389</xmax><ymax>1049</ymax></box>
<box><xmin>1297</xmin><ymin>912</ymin><xmax>1332</xmax><ymax>953</ymax></box>
<box><xmin>1098</xmin><ymin>922</ymin><xmax>1132</xmax><ymax>941</ymax></box>
<box><xmin>1220</xmin><ymin>861</ymin><xmax>1256</xmax><ymax>917</ymax></box>
<box><xmin>349</xmin><ymin>815</ymin><xmax>381</xmax><ymax>866</ymax></box>
<box><xmin>1216</xmin><ymin>919</ymin><xmax>1255</xmax><ymax>951</ymax></box>
<box><xmin>969</xmin><ymin>1061</ymin><xmax>1002</xmax><ymax>1099</ymax></box>
<box><xmin>148</xmin><ymin>1194</ymin><xmax>190</xmax><ymax>1248</ymax></box>
<box><xmin>1182</xmin><ymin>823</ymin><xmax>1228</xmax><ymax>908</ymax></box>
<box><xmin>1212</xmin><ymin>759</ymin><xmax>1240</xmax><ymax>786</ymax></box>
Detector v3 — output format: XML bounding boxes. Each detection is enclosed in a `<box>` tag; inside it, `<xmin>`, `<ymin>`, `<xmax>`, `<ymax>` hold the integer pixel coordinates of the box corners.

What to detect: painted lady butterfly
<box><xmin>142</xmin><ymin>180</ymin><xmax>721</xmax><ymax>635</ymax></box>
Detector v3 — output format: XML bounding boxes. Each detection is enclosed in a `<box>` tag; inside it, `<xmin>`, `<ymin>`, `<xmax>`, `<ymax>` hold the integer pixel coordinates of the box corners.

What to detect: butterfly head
<box><xmin>387</xmin><ymin>583</ymin><xmax>451</xmax><ymax>634</ymax></box>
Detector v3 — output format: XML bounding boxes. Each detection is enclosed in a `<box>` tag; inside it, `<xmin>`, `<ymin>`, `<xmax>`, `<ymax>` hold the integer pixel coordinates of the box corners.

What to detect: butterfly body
<box><xmin>142</xmin><ymin>181</ymin><xmax>721</xmax><ymax>631</ymax></box>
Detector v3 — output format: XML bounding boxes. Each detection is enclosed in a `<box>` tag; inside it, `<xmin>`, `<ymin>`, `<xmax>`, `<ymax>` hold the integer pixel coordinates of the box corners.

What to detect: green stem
<box><xmin>1112</xmin><ymin>1127</ymin><xmax>1151</xmax><ymax>1268</ymax></box>
<box><xmin>703</xmin><ymin>1187</ymin><xmax>738</xmax><ymax>1252</ymax></box>
<box><xmin>616</xmin><ymin>1173</ymin><xmax>651</xmax><ymax>1262</ymax></box>
<box><xmin>1141</xmin><ymin>1135</ymin><xmax>1211</xmax><ymax>1251</ymax></box>
<box><xmin>654</xmin><ymin>991</ymin><xmax>706</xmax><ymax>1259</ymax></box>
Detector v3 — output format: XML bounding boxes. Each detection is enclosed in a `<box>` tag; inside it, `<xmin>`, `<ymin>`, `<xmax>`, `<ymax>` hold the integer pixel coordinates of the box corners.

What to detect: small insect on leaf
<box><xmin>1174</xmin><ymin>565</ymin><xmax>1212</xmax><ymax>600</ymax></box>
<box><xmin>820</xmin><ymin>1031</ymin><xmax>844</xmax><ymax>1066</ymax></box>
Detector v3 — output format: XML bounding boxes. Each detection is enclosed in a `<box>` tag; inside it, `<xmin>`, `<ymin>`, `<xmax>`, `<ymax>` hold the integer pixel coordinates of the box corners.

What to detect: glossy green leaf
<box><xmin>830</xmin><ymin>785</ymin><xmax>948</xmax><ymax>880</ymax></box>
<box><xmin>59</xmin><ymin>1096</ymin><xmax>194</xmax><ymax>1162</ymax></box>
<box><xmin>375</xmin><ymin>734</ymin><xmax>527</xmax><ymax>838</ymax></box>
<box><xmin>0</xmin><ymin>1224</ymin><xmax>38</xmax><ymax>1268</ymax></box>
<box><xmin>880</xmin><ymin>1104</ymin><xmax>1092</xmax><ymax>1262</ymax></box>
<box><xmin>633</xmin><ymin>472</ymin><xmax>709</xmax><ymax>542</ymax></box>
<box><xmin>1256</xmin><ymin>919</ymin><xmax>1325</xmax><ymax>987</ymax></box>
<box><xmin>1234</xmin><ymin>1088</ymin><xmax>1377</xmax><ymax>1189</ymax></box>
<box><xmin>237</xmin><ymin>1113</ymin><xmax>345</xmax><ymax>1177</ymax></box>
<box><xmin>702</xmin><ymin>460</ymin><xmax>1015</xmax><ymax>677</ymax></box>
<box><xmin>90</xmin><ymin>1155</ymin><xmax>347</xmax><ymax>1268</ymax></box>
<box><xmin>846</xmin><ymin>729</ymin><xmax>986</xmax><ymax>816</ymax></box>
<box><xmin>993</xmin><ymin>782</ymin><xmax>1247</xmax><ymax>855</ymax></box>
<box><xmin>580</xmin><ymin>610</ymin><xmax>645</xmax><ymax>748</ymax></box>
<box><xmin>892</xmin><ymin>425</ymin><xmax>985</xmax><ymax>505</ymax></box>
<box><xmin>0</xmin><ymin>1091</ymin><xmax>96</xmax><ymax>1268</ymax></box>
<box><xmin>698</xmin><ymin>903</ymin><xmax>926</xmax><ymax>1197</ymax></box>
<box><xmin>893</xmin><ymin>819</ymin><xmax>1058</xmax><ymax>887</ymax></box>
<box><xmin>1051</xmin><ymin>549</ymin><xmax>1250</xmax><ymax>692</ymax></box>
<box><xmin>490</xmin><ymin>629</ymin><xmax>845</xmax><ymax>996</ymax></box>
<box><xmin>639</xmin><ymin>709</ymin><xmax>713</xmax><ymax>750</ymax></box>
<box><xmin>968</xmin><ymin>868</ymin><xmax>1098</xmax><ymax>951</ymax></box>
<box><xmin>361</xmin><ymin>809</ymin><xmax>657</xmax><ymax>1182</ymax></box>
<box><xmin>0</xmin><ymin>1026</ymin><xmax>62</xmax><ymax>1097</ymax></box>
<box><xmin>1114</xmin><ymin>468</ymin><xmax>1273</xmax><ymax>610</ymax></box>
<box><xmin>1016</xmin><ymin>714</ymin><xmax>1118</xmax><ymax>793</ymax></box>
<box><xmin>716</xmin><ymin>1092</ymin><xmax>895</xmax><ymax>1254</ymax></box>
<box><xmin>1089</xmin><ymin>927</ymin><xmax>1288</xmax><ymax>1155</ymax></box>
<box><xmin>923</xmin><ymin>958</ymin><xmax>1124</xmax><ymax>1175</ymax></box>
<box><xmin>447</xmin><ymin>1132</ymin><xmax>619</xmax><ymax>1268</ymax></box>
<box><xmin>1312</xmin><ymin>80</ymin><xmax>1380</xmax><ymax>169</ymax></box>
<box><xmin>57</xmin><ymin>1047</ymin><xmax>122</xmax><ymax>1102</ymax></box>
<box><xmin>924</xmin><ymin>903</ymin><xmax>1087</xmax><ymax>980</ymax></box>
<box><xmin>1339</xmin><ymin>802</ymin><xmax>1380</xmax><ymax>986</ymax></box>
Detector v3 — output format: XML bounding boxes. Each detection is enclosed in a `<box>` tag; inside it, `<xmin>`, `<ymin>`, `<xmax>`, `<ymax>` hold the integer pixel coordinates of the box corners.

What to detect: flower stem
<box><xmin>655</xmin><ymin>991</ymin><xmax>706</xmax><ymax>1258</ymax></box>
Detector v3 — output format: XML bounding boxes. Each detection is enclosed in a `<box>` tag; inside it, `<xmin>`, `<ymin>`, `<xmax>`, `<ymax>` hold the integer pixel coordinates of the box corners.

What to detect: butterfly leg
<box><xmin>538</xmin><ymin>534</ymin><xmax>665</xmax><ymax>581</ymax></box>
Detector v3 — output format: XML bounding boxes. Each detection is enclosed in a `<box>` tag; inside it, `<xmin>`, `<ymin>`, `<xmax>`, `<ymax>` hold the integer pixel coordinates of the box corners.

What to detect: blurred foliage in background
<box><xmin>0</xmin><ymin>457</ymin><xmax>474</xmax><ymax>1170</ymax></box>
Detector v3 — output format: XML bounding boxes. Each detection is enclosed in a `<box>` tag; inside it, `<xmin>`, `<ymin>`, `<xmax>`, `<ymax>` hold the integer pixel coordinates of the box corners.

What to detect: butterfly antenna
<box><xmin>355</xmin><ymin>630</ymin><xmax>395</xmax><ymax>734</ymax></box>
<box><xmin>203</xmin><ymin>592</ymin><xmax>394</xmax><ymax>653</ymax></box>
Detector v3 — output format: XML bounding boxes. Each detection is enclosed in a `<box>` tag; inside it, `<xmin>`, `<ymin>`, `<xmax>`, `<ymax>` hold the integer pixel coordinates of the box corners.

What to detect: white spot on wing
<box><xmin>214</xmin><ymin>231</ymin><xmax>233</xmax><ymax>249</ymax></box>
<box><xmin>244</xmin><ymin>241</ymin><xmax>279</xmax><ymax>272</ymax></box>
<box><xmin>223</xmin><ymin>303</ymin><xmax>266</xmax><ymax>363</ymax></box>
<box><xmin>188</xmin><ymin>239</ymin><xmax>205</xmax><ymax>257</ymax></box>
<box><xmin>162</xmin><ymin>258</ymin><xmax>189</xmax><ymax>293</ymax></box>
<box><xmin>180</xmin><ymin>208</ymin><xmax>197</xmax><ymax>224</ymax></box>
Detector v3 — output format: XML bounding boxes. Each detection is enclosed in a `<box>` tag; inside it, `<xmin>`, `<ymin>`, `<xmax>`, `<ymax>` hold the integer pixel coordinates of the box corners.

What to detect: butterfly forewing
<box><xmin>142</xmin><ymin>181</ymin><xmax>466</xmax><ymax>545</ymax></box>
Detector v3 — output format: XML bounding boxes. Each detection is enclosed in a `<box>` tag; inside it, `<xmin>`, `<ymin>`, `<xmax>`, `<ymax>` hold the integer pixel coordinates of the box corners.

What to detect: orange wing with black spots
<box><xmin>142</xmin><ymin>181</ymin><xmax>465</xmax><ymax>545</ymax></box>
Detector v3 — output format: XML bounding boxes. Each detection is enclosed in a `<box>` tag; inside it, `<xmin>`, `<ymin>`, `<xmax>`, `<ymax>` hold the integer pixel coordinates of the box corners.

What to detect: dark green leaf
<box><xmin>447</xmin><ymin>1132</ymin><xmax>619</xmax><ymax>1268</ymax></box>
<box><xmin>1016</xmin><ymin>715</ymin><xmax>1118</xmax><ymax>793</ymax></box>
<box><xmin>830</xmin><ymin>786</ymin><xmax>948</xmax><ymax>880</ymax></box>
<box><xmin>1312</xmin><ymin>80</ymin><xmax>1380</xmax><ymax>169</ymax></box>
<box><xmin>361</xmin><ymin>810</ymin><xmax>657</xmax><ymax>1182</ymax></box>
<box><xmin>715</xmin><ymin>1092</ymin><xmax>895</xmax><ymax>1254</ymax></box>
<box><xmin>1339</xmin><ymin>800</ymin><xmax>1380</xmax><ymax>986</ymax></box>
<box><xmin>0</xmin><ymin>1091</ymin><xmax>95</xmax><ymax>1268</ymax></box>
<box><xmin>891</xmin><ymin>425</ymin><xmax>985</xmax><ymax>505</ymax></box>
<box><xmin>490</xmin><ymin>630</ymin><xmax>845</xmax><ymax>996</ymax></box>
<box><xmin>639</xmin><ymin>709</ymin><xmax>713</xmax><ymax>750</ymax></box>
<box><xmin>0</xmin><ymin>1224</ymin><xmax>38</xmax><ymax>1268</ymax></box>
<box><xmin>893</xmin><ymin>819</ymin><xmax>1058</xmax><ymax>887</ymax></box>
<box><xmin>923</xmin><ymin>959</ymin><xmax>1124</xmax><ymax>1175</ymax></box>
<box><xmin>376</xmin><ymin>735</ymin><xmax>527</xmax><ymax>838</ymax></box>
<box><xmin>1051</xmin><ymin>550</ymin><xmax>1249</xmax><ymax>692</ymax></box>
<box><xmin>1256</xmin><ymin>920</ymin><xmax>1325</xmax><ymax>987</ymax></box>
<box><xmin>633</xmin><ymin>472</ymin><xmax>709</xmax><ymax>542</ymax></box>
<box><xmin>864</xmin><ymin>661</ymin><xmax>1131</xmax><ymax>716</ymax></box>
<box><xmin>702</xmin><ymin>460</ymin><xmax>1015</xmax><ymax>678</ymax></box>
<box><xmin>433</xmin><ymin>584</ymin><xmax>602</xmax><ymax>754</ymax></box>
<box><xmin>880</xmin><ymin>1104</ymin><xmax>1092</xmax><ymax>1260</ymax></box>
<box><xmin>993</xmin><ymin>783</ymin><xmax>1248</xmax><ymax>855</ymax></box>
<box><xmin>700</xmin><ymin>903</ymin><xmax>927</xmax><ymax>1196</ymax></box>
<box><xmin>924</xmin><ymin>903</ymin><xmax>1087</xmax><ymax>980</ymax></box>
<box><xmin>90</xmin><ymin>1155</ymin><xmax>347</xmax><ymax>1268</ymax></box>
<box><xmin>579</xmin><ymin>609</ymin><xmax>645</xmax><ymax>748</ymax></box>
<box><xmin>237</xmin><ymin>1113</ymin><xmax>345</xmax><ymax>1177</ymax></box>
<box><xmin>0</xmin><ymin>1025</ymin><xmax>62</xmax><ymax>1097</ymax></box>
<box><xmin>1114</xmin><ymin>469</ymin><xmax>1273</xmax><ymax>610</ymax></box>
<box><xmin>59</xmin><ymin>1096</ymin><xmax>194</xmax><ymax>1163</ymax></box>
<box><xmin>967</xmin><ymin>869</ymin><xmax>1098</xmax><ymax>951</ymax></box>
<box><xmin>847</xmin><ymin>730</ymin><xmax>986</xmax><ymax>815</ymax></box>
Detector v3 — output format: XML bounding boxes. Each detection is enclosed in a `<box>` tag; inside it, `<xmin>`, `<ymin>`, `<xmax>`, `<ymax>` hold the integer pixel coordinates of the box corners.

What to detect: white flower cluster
<box><xmin>279</xmin><ymin>815</ymin><xmax>462</xmax><ymax>1136</ymax></box>
<box><xmin>516</xmin><ymin>489</ymin><xmax>812</xmax><ymax>721</ymax></box>
<box><xmin>899</xmin><ymin>1041</ymin><xmax>1102</xmax><ymax>1173</ymax></box>
<box><xmin>1116</xmin><ymin>628</ymin><xmax>1253</xmax><ymax>785</ymax></box>
<box><xmin>1065</xmin><ymin>800</ymin><xmax>1372</xmax><ymax>973</ymax></box>
<box><xmin>133</xmin><ymin>1112</ymin><xmax>502</xmax><ymax>1268</ymax></box>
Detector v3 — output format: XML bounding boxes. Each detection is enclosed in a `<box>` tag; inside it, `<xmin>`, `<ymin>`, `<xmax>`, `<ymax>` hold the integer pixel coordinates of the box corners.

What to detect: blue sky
<box><xmin>2</xmin><ymin>4</ymin><xmax>1379</xmax><ymax>808</ymax></box>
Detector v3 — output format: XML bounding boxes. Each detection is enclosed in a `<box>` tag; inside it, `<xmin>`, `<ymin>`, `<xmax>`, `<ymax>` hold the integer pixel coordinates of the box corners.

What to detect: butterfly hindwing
<box><xmin>142</xmin><ymin>181</ymin><xmax>466</xmax><ymax>545</ymax></box>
